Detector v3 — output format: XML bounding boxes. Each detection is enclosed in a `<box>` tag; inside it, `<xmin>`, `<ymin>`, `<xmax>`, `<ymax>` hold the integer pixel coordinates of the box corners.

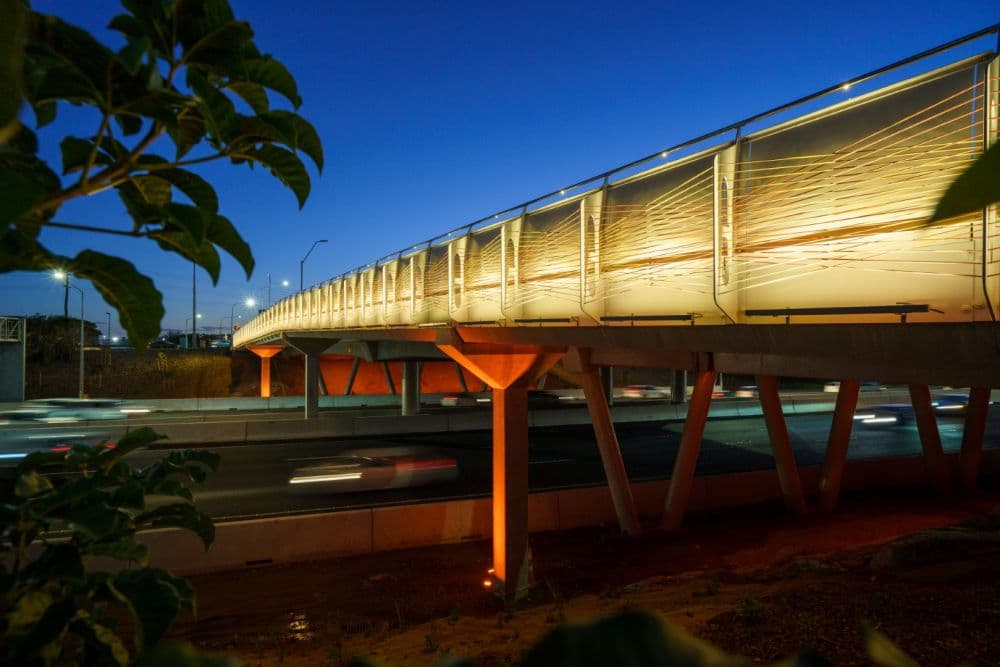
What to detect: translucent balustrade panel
<box><xmin>419</xmin><ymin>246</ymin><xmax>450</xmax><ymax>323</ymax></box>
<box><xmin>601</xmin><ymin>154</ymin><xmax>718</xmax><ymax>322</ymax></box>
<box><xmin>514</xmin><ymin>199</ymin><xmax>584</xmax><ymax>321</ymax></box>
<box><xmin>735</xmin><ymin>59</ymin><xmax>990</xmax><ymax>323</ymax></box>
<box><xmin>459</xmin><ymin>226</ymin><xmax>503</xmax><ymax>322</ymax></box>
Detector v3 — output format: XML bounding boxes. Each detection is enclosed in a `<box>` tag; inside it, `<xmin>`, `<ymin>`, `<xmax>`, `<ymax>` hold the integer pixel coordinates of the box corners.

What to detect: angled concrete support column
<box><xmin>957</xmin><ymin>387</ymin><xmax>991</xmax><ymax>493</ymax></box>
<box><xmin>343</xmin><ymin>357</ymin><xmax>360</xmax><ymax>396</ymax></box>
<box><xmin>247</xmin><ymin>344</ymin><xmax>284</xmax><ymax>398</ymax></box>
<box><xmin>600</xmin><ymin>366</ymin><xmax>614</xmax><ymax>406</ymax></box>
<box><xmin>382</xmin><ymin>361</ymin><xmax>397</xmax><ymax>395</ymax></box>
<box><xmin>437</xmin><ymin>329</ymin><xmax>563</xmax><ymax>601</ymax></box>
<box><xmin>565</xmin><ymin>348</ymin><xmax>641</xmax><ymax>536</ymax></box>
<box><xmin>909</xmin><ymin>383</ymin><xmax>952</xmax><ymax>495</ymax></box>
<box><xmin>402</xmin><ymin>360</ymin><xmax>420</xmax><ymax>416</ymax></box>
<box><xmin>282</xmin><ymin>336</ymin><xmax>335</xmax><ymax>419</ymax></box>
<box><xmin>663</xmin><ymin>370</ymin><xmax>716</xmax><ymax>530</ymax></box>
<box><xmin>755</xmin><ymin>375</ymin><xmax>806</xmax><ymax>515</ymax></box>
<box><xmin>819</xmin><ymin>379</ymin><xmax>860</xmax><ymax>511</ymax></box>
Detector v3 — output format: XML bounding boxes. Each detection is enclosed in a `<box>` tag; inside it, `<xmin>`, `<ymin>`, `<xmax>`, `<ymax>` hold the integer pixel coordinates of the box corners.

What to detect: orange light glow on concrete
<box><xmin>248</xmin><ymin>344</ymin><xmax>284</xmax><ymax>398</ymax></box>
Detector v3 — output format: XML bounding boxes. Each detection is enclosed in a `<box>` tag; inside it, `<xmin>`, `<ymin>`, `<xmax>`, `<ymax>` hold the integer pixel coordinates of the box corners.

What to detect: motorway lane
<box><xmin>124</xmin><ymin>409</ymin><xmax>1000</xmax><ymax>521</ymax></box>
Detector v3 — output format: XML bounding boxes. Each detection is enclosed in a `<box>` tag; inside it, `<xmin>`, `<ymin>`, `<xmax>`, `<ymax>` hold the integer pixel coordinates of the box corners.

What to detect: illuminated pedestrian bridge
<box><xmin>237</xmin><ymin>39</ymin><xmax>998</xmax><ymax>346</ymax></box>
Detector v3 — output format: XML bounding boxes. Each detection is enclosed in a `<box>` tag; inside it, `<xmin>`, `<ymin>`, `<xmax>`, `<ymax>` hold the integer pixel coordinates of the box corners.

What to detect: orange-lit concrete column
<box><xmin>663</xmin><ymin>370</ymin><xmax>717</xmax><ymax>531</ymax></box>
<box><xmin>957</xmin><ymin>387</ymin><xmax>991</xmax><ymax>493</ymax></box>
<box><xmin>248</xmin><ymin>344</ymin><xmax>284</xmax><ymax>398</ymax></box>
<box><xmin>437</xmin><ymin>329</ymin><xmax>563</xmax><ymax>601</ymax></box>
<box><xmin>909</xmin><ymin>384</ymin><xmax>951</xmax><ymax>495</ymax></box>
<box><xmin>755</xmin><ymin>375</ymin><xmax>806</xmax><ymax>515</ymax></box>
<box><xmin>819</xmin><ymin>378</ymin><xmax>860</xmax><ymax>511</ymax></box>
<box><xmin>566</xmin><ymin>348</ymin><xmax>641</xmax><ymax>536</ymax></box>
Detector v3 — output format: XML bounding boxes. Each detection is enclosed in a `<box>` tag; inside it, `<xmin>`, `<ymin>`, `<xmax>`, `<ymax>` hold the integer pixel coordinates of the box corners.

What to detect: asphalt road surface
<box><xmin>121</xmin><ymin>409</ymin><xmax>1000</xmax><ymax>521</ymax></box>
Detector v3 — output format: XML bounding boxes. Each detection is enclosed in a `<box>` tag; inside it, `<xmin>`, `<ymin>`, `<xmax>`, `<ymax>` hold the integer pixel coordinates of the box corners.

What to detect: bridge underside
<box><xmin>257</xmin><ymin>322</ymin><xmax>1000</xmax><ymax>387</ymax></box>
<box><xmin>247</xmin><ymin>322</ymin><xmax>996</xmax><ymax>600</ymax></box>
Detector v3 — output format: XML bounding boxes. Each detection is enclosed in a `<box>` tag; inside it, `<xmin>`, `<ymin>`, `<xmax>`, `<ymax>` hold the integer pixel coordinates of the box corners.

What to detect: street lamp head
<box><xmin>319</xmin><ymin>239</ymin><xmax>328</xmax><ymax>244</ymax></box>
<box><xmin>52</xmin><ymin>269</ymin><xmax>67</xmax><ymax>281</ymax></box>
<box><xmin>245</xmin><ymin>297</ymin><xmax>257</xmax><ymax>308</ymax></box>
<box><xmin>281</xmin><ymin>279</ymin><xmax>290</xmax><ymax>287</ymax></box>
<box><xmin>196</xmin><ymin>313</ymin><xmax>202</xmax><ymax>319</ymax></box>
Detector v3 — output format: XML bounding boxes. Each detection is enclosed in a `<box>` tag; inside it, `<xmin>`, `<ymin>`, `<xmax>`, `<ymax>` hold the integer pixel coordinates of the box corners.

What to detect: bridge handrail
<box><xmin>297</xmin><ymin>23</ymin><xmax>1000</xmax><ymax>294</ymax></box>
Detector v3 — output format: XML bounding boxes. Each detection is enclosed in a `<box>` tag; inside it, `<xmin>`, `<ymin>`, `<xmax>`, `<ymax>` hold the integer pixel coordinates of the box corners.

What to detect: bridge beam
<box><xmin>908</xmin><ymin>383</ymin><xmax>952</xmax><ymax>495</ymax></box>
<box><xmin>957</xmin><ymin>387</ymin><xmax>991</xmax><ymax>493</ymax></box>
<box><xmin>436</xmin><ymin>329</ymin><xmax>563</xmax><ymax>601</ymax></box>
<box><xmin>663</xmin><ymin>369</ymin><xmax>717</xmax><ymax>530</ymax></box>
<box><xmin>819</xmin><ymin>379</ymin><xmax>860</xmax><ymax>511</ymax></box>
<box><xmin>755</xmin><ymin>375</ymin><xmax>807</xmax><ymax>514</ymax></box>
<box><xmin>247</xmin><ymin>344</ymin><xmax>284</xmax><ymax>398</ymax></box>
<box><xmin>565</xmin><ymin>348</ymin><xmax>641</xmax><ymax>537</ymax></box>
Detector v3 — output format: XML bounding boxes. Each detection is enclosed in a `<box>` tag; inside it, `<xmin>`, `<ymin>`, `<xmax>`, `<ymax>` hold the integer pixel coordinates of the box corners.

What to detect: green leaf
<box><xmin>151</xmin><ymin>230</ymin><xmax>221</xmax><ymax>283</ymax></box>
<box><xmin>5</xmin><ymin>589</ymin><xmax>55</xmax><ymax>635</ymax></box>
<box><xmin>260</xmin><ymin>110</ymin><xmax>323</xmax><ymax>171</ymax></box>
<box><xmin>111</xmin><ymin>479</ymin><xmax>146</xmax><ymax>509</ymax></box>
<box><xmin>235</xmin><ymin>144</ymin><xmax>310</xmax><ymax>208</ymax></box>
<box><xmin>110</xmin><ymin>568</ymin><xmax>188</xmax><ymax>652</ymax></box>
<box><xmin>63</xmin><ymin>502</ymin><xmax>125</xmax><ymax>541</ymax></box>
<box><xmin>60</xmin><ymin>135</ymin><xmax>114</xmax><ymax>175</ymax></box>
<box><xmin>69</xmin><ymin>250</ymin><xmax>164</xmax><ymax>351</ymax></box>
<box><xmin>931</xmin><ymin>142</ymin><xmax>1000</xmax><ymax>222</ymax></box>
<box><xmin>226</xmin><ymin>81</ymin><xmax>268</xmax><ymax>114</ymax></box>
<box><xmin>170</xmin><ymin>115</ymin><xmax>207</xmax><ymax>161</ymax></box>
<box><xmin>26</xmin><ymin>12</ymin><xmax>114</xmax><ymax>107</ymax></box>
<box><xmin>136</xmin><ymin>503</ymin><xmax>215</xmax><ymax>550</ymax></box>
<box><xmin>0</xmin><ymin>170</ymin><xmax>44</xmax><ymax>225</ymax></box>
<box><xmin>133</xmin><ymin>174</ymin><xmax>173</xmax><ymax>207</ymax></box>
<box><xmin>117</xmin><ymin>180</ymin><xmax>163</xmax><ymax>225</ymax></box>
<box><xmin>0</xmin><ymin>0</ymin><xmax>26</xmax><ymax>145</ymax></box>
<box><xmin>181</xmin><ymin>21</ymin><xmax>254</xmax><ymax>71</ymax></box>
<box><xmin>116</xmin><ymin>35</ymin><xmax>150</xmax><ymax>75</ymax></box>
<box><xmin>153</xmin><ymin>168</ymin><xmax>219</xmax><ymax>213</ymax></box>
<box><xmin>187</xmin><ymin>68</ymin><xmax>236</xmax><ymax>144</ymax></box>
<box><xmin>145</xmin><ymin>478</ymin><xmax>194</xmax><ymax>502</ymax></box>
<box><xmin>206</xmin><ymin>213</ymin><xmax>254</xmax><ymax>278</ymax></box>
<box><xmin>134</xmin><ymin>642</ymin><xmax>241</xmax><ymax>667</ymax></box>
<box><xmin>0</xmin><ymin>224</ymin><xmax>58</xmax><ymax>273</ymax></box>
<box><xmin>71</xmin><ymin>614</ymin><xmax>131</xmax><ymax>667</ymax></box>
<box><xmin>88</xmin><ymin>539</ymin><xmax>150</xmax><ymax>564</ymax></box>
<box><xmin>239</xmin><ymin>56</ymin><xmax>301</xmax><ymax>108</ymax></box>
<box><xmin>32</xmin><ymin>99</ymin><xmax>56</xmax><ymax>127</ymax></box>
<box><xmin>862</xmin><ymin>622</ymin><xmax>919</xmax><ymax>667</ymax></box>
<box><xmin>114</xmin><ymin>111</ymin><xmax>143</xmax><ymax>136</ymax></box>
<box><xmin>15</xmin><ymin>468</ymin><xmax>54</xmax><ymax>497</ymax></box>
<box><xmin>22</xmin><ymin>543</ymin><xmax>85</xmax><ymax>583</ymax></box>
<box><xmin>102</xmin><ymin>425</ymin><xmax>163</xmax><ymax>468</ymax></box>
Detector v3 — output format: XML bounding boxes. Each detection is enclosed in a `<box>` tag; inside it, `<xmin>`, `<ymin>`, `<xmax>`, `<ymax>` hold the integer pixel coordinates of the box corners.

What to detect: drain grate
<box><xmin>341</xmin><ymin>621</ymin><xmax>373</xmax><ymax>637</ymax></box>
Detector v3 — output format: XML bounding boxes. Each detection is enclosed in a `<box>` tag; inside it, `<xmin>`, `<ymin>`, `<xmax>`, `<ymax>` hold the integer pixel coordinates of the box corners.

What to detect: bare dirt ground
<box><xmin>173</xmin><ymin>483</ymin><xmax>1000</xmax><ymax>666</ymax></box>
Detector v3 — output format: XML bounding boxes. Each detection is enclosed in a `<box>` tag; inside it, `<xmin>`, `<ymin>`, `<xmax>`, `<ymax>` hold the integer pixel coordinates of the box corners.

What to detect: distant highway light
<box><xmin>853</xmin><ymin>413</ymin><xmax>876</xmax><ymax>420</ymax></box>
<box><xmin>120</xmin><ymin>408</ymin><xmax>151</xmax><ymax>414</ymax></box>
<box><xmin>862</xmin><ymin>416</ymin><xmax>898</xmax><ymax>424</ymax></box>
<box><xmin>0</xmin><ymin>452</ymin><xmax>27</xmax><ymax>459</ymax></box>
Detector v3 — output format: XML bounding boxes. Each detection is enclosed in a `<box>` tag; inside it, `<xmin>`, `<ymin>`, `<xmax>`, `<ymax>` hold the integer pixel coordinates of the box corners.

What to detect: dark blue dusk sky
<box><xmin>2</xmin><ymin>1</ymin><xmax>997</xmax><ymax>337</ymax></box>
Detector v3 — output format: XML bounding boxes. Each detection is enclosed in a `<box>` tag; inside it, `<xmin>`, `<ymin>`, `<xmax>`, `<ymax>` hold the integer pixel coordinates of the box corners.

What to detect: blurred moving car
<box><xmin>623</xmin><ymin>385</ymin><xmax>669</xmax><ymax>399</ymax></box>
<box><xmin>20</xmin><ymin>398</ymin><xmax>150</xmax><ymax>422</ymax></box>
<box><xmin>210</xmin><ymin>338</ymin><xmax>231</xmax><ymax>349</ymax></box>
<box><xmin>439</xmin><ymin>392</ymin><xmax>480</xmax><ymax>407</ymax></box>
<box><xmin>854</xmin><ymin>403</ymin><xmax>913</xmax><ymax>426</ymax></box>
<box><xmin>0</xmin><ymin>428</ymin><xmax>116</xmax><ymax>476</ymax></box>
<box><xmin>930</xmin><ymin>392</ymin><xmax>987</xmax><ymax>416</ymax></box>
<box><xmin>288</xmin><ymin>451</ymin><xmax>458</xmax><ymax>492</ymax></box>
<box><xmin>734</xmin><ymin>385</ymin><xmax>759</xmax><ymax>398</ymax></box>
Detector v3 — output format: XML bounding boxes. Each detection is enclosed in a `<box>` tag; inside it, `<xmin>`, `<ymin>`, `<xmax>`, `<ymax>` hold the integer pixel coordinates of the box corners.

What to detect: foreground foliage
<box><xmin>0</xmin><ymin>427</ymin><xmax>225</xmax><ymax>665</ymax></box>
<box><xmin>0</xmin><ymin>0</ymin><xmax>322</xmax><ymax>349</ymax></box>
<box><xmin>349</xmin><ymin>610</ymin><xmax>958</xmax><ymax>667</ymax></box>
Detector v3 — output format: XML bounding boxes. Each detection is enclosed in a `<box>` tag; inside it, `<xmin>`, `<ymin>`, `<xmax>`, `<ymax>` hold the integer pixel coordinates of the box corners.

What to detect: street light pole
<box><xmin>105</xmin><ymin>311</ymin><xmax>111</xmax><ymax>347</ymax></box>
<box><xmin>300</xmin><ymin>239</ymin><xmax>328</xmax><ymax>291</ymax></box>
<box><xmin>53</xmin><ymin>270</ymin><xmax>84</xmax><ymax>397</ymax></box>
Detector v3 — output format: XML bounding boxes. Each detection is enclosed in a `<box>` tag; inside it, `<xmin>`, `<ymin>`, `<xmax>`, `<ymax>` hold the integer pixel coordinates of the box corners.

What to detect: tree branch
<box><xmin>42</xmin><ymin>220</ymin><xmax>143</xmax><ymax>237</ymax></box>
